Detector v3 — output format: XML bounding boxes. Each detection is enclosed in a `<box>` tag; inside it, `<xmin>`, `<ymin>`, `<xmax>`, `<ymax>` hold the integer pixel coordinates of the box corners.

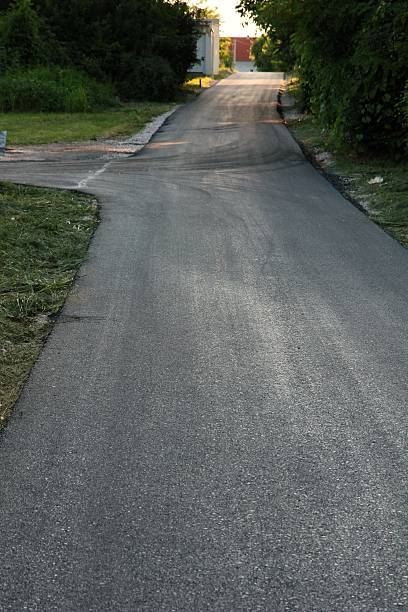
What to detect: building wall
<box><xmin>211</xmin><ymin>21</ymin><xmax>220</xmax><ymax>75</ymax></box>
<box><xmin>231</xmin><ymin>37</ymin><xmax>257</xmax><ymax>72</ymax></box>
<box><xmin>234</xmin><ymin>61</ymin><xmax>256</xmax><ymax>73</ymax></box>
<box><xmin>188</xmin><ymin>19</ymin><xmax>220</xmax><ymax>76</ymax></box>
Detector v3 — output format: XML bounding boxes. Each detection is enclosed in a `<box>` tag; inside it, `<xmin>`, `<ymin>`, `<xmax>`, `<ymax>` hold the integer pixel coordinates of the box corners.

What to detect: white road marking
<box><xmin>77</xmin><ymin>161</ymin><xmax>112</xmax><ymax>189</ymax></box>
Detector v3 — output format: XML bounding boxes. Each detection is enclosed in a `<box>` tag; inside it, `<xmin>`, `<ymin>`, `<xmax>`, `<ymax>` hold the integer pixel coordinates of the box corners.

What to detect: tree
<box><xmin>0</xmin><ymin>0</ymin><xmax>51</xmax><ymax>70</ymax></box>
<box><xmin>15</xmin><ymin>0</ymin><xmax>200</xmax><ymax>100</ymax></box>
<box><xmin>237</xmin><ymin>0</ymin><xmax>408</xmax><ymax>153</ymax></box>
<box><xmin>251</xmin><ymin>34</ymin><xmax>291</xmax><ymax>71</ymax></box>
<box><xmin>189</xmin><ymin>1</ymin><xmax>220</xmax><ymax>19</ymax></box>
<box><xmin>220</xmin><ymin>37</ymin><xmax>233</xmax><ymax>70</ymax></box>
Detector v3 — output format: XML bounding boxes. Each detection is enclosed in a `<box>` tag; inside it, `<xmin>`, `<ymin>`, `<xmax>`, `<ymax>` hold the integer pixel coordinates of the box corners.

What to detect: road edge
<box><xmin>277</xmin><ymin>84</ymin><xmax>369</xmax><ymax>218</ymax></box>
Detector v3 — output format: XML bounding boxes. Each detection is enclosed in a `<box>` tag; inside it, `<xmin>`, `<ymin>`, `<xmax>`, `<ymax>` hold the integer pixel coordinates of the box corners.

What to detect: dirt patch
<box><xmin>0</xmin><ymin>108</ymin><xmax>178</xmax><ymax>163</ymax></box>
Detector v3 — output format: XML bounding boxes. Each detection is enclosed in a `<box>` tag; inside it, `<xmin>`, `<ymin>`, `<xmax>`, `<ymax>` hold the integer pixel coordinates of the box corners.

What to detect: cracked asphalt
<box><xmin>0</xmin><ymin>73</ymin><xmax>407</xmax><ymax>611</ymax></box>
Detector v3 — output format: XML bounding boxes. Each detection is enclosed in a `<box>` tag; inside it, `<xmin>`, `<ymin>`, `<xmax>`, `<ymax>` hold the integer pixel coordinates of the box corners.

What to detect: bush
<box><xmin>0</xmin><ymin>66</ymin><xmax>118</xmax><ymax>112</ymax></box>
<box><xmin>0</xmin><ymin>0</ymin><xmax>199</xmax><ymax>104</ymax></box>
<box><xmin>118</xmin><ymin>56</ymin><xmax>178</xmax><ymax>102</ymax></box>
<box><xmin>239</xmin><ymin>0</ymin><xmax>408</xmax><ymax>154</ymax></box>
<box><xmin>29</xmin><ymin>0</ymin><xmax>198</xmax><ymax>102</ymax></box>
<box><xmin>296</xmin><ymin>0</ymin><xmax>408</xmax><ymax>153</ymax></box>
<box><xmin>252</xmin><ymin>34</ymin><xmax>294</xmax><ymax>72</ymax></box>
<box><xmin>252</xmin><ymin>35</ymin><xmax>290</xmax><ymax>72</ymax></box>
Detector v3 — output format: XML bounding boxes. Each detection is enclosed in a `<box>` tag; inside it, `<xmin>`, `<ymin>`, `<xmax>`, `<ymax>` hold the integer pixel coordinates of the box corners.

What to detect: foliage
<box><xmin>118</xmin><ymin>56</ymin><xmax>177</xmax><ymax>102</ymax></box>
<box><xmin>251</xmin><ymin>35</ymin><xmax>288</xmax><ymax>72</ymax></box>
<box><xmin>0</xmin><ymin>0</ymin><xmax>52</xmax><ymax>70</ymax></box>
<box><xmin>0</xmin><ymin>0</ymin><xmax>199</xmax><ymax>104</ymax></box>
<box><xmin>31</xmin><ymin>0</ymin><xmax>198</xmax><ymax>98</ymax></box>
<box><xmin>0</xmin><ymin>66</ymin><xmax>117</xmax><ymax>112</ymax></box>
<box><xmin>238</xmin><ymin>0</ymin><xmax>297</xmax><ymax>54</ymax></box>
<box><xmin>220</xmin><ymin>38</ymin><xmax>233</xmax><ymax>70</ymax></box>
<box><xmin>189</xmin><ymin>1</ymin><xmax>220</xmax><ymax>19</ymax></box>
<box><xmin>238</xmin><ymin>0</ymin><xmax>408</xmax><ymax>154</ymax></box>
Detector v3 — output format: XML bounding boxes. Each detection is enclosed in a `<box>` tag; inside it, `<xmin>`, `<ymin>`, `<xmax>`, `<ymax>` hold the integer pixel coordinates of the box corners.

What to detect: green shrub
<box><xmin>0</xmin><ymin>66</ymin><xmax>118</xmax><ymax>112</ymax></box>
<box><xmin>28</xmin><ymin>0</ymin><xmax>198</xmax><ymax>102</ymax></box>
<box><xmin>239</xmin><ymin>0</ymin><xmax>408</xmax><ymax>155</ymax></box>
<box><xmin>220</xmin><ymin>38</ymin><xmax>233</xmax><ymax>70</ymax></box>
<box><xmin>118</xmin><ymin>56</ymin><xmax>178</xmax><ymax>102</ymax></box>
<box><xmin>0</xmin><ymin>0</ymin><xmax>199</xmax><ymax>103</ymax></box>
<box><xmin>252</xmin><ymin>34</ymin><xmax>293</xmax><ymax>72</ymax></box>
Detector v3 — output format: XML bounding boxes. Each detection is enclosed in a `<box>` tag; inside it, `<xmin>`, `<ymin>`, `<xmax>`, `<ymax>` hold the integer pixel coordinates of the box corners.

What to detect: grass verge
<box><xmin>183</xmin><ymin>69</ymin><xmax>234</xmax><ymax>96</ymax></box>
<box><xmin>0</xmin><ymin>102</ymin><xmax>175</xmax><ymax>146</ymax></box>
<box><xmin>283</xmin><ymin>86</ymin><xmax>408</xmax><ymax>249</ymax></box>
<box><xmin>0</xmin><ymin>182</ymin><xmax>99</xmax><ymax>424</ymax></box>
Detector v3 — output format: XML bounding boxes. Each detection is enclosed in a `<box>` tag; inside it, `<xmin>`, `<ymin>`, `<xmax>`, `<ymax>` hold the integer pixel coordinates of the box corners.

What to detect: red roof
<box><xmin>231</xmin><ymin>37</ymin><xmax>257</xmax><ymax>62</ymax></box>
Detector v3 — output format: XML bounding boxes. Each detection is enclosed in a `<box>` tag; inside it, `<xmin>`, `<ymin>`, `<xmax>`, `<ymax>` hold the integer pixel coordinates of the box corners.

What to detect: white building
<box><xmin>188</xmin><ymin>19</ymin><xmax>220</xmax><ymax>76</ymax></box>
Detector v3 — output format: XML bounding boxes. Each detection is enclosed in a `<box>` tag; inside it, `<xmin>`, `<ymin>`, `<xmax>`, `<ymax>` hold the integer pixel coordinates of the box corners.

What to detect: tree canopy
<box><xmin>238</xmin><ymin>0</ymin><xmax>408</xmax><ymax>153</ymax></box>
<box><xmin>0</xmin><ymin>0</ymin><xmax>200</xmax><ymax>101</ymax></box>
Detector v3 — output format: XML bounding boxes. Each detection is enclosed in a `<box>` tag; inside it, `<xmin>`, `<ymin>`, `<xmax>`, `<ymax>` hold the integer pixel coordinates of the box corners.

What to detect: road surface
<box><xmin>0</xmin><ymin>73</ymin><xmax>407</xmax><ymax>610</ymax></box>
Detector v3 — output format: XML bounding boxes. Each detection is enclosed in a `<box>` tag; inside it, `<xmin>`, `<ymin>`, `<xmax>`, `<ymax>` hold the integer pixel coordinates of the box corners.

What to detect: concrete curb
<box><xmin>104</xmin><ymin>106</ymin><xmax>181</xmax><ymax>149</ymax></box>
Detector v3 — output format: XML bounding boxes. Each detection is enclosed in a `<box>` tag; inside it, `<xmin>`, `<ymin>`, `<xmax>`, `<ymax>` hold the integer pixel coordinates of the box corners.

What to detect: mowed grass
<box><xmin>289</xmin><ymin>116</ymin><xmax>408</xmax><ymax>248</ymax></box>
<box><xmin>0</xmin><ymin>182</ymin><xmax>98</xmax><ymax>424</ymax></box>
<box><xmin>0</xmin><ymin>102</ymin><xmax>174</xmax><ymax>146</ymax></box>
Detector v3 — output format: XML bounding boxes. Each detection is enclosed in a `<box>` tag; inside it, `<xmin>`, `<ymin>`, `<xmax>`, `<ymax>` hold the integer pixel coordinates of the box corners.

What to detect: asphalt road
<box><xmin>1</xmin><ymin>73</ymin><xmax>407</xmax><ymax>611</ymax></box>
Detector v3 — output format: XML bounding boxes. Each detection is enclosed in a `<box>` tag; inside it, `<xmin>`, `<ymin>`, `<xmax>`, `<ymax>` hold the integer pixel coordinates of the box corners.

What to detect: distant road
<box><xmin>0</xmin><ymin>73</ymin><xmax>407</xmax><ymax>610</ymax></box>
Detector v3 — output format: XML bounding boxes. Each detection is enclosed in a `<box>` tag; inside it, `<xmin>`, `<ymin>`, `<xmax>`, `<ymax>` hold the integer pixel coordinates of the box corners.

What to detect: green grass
<box><xmin>289</xmin><ymin>115</ymin><xmax>408</xmax><ymax>248</ymax></box>
<box><xmin>0</xmin><ymin>102</ymin><xmax>174</xmax><ymax>146</ymax></box>
<box><xmin>184</xmin><ymin>75</ymin><xmax>216</xmax><ymax>90</ymax></box>
<box><xmin>0</xmin><ymin>182</ymin><xmax>99</xmax><ymax>424</ymax></box>
<box><xmin>0</xmin><ymin>66</ymin><xmax>118</xmax><ymax>113</ymax></box>
<box><xmin>183</xmin><ymin>69</ymin><xmax>234</xmax><ymax>95</ymax></box>
<box><xmin>214</xmin><ymin>69</ymin><xmax>235</xmax><ymax>80</ymax></box>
